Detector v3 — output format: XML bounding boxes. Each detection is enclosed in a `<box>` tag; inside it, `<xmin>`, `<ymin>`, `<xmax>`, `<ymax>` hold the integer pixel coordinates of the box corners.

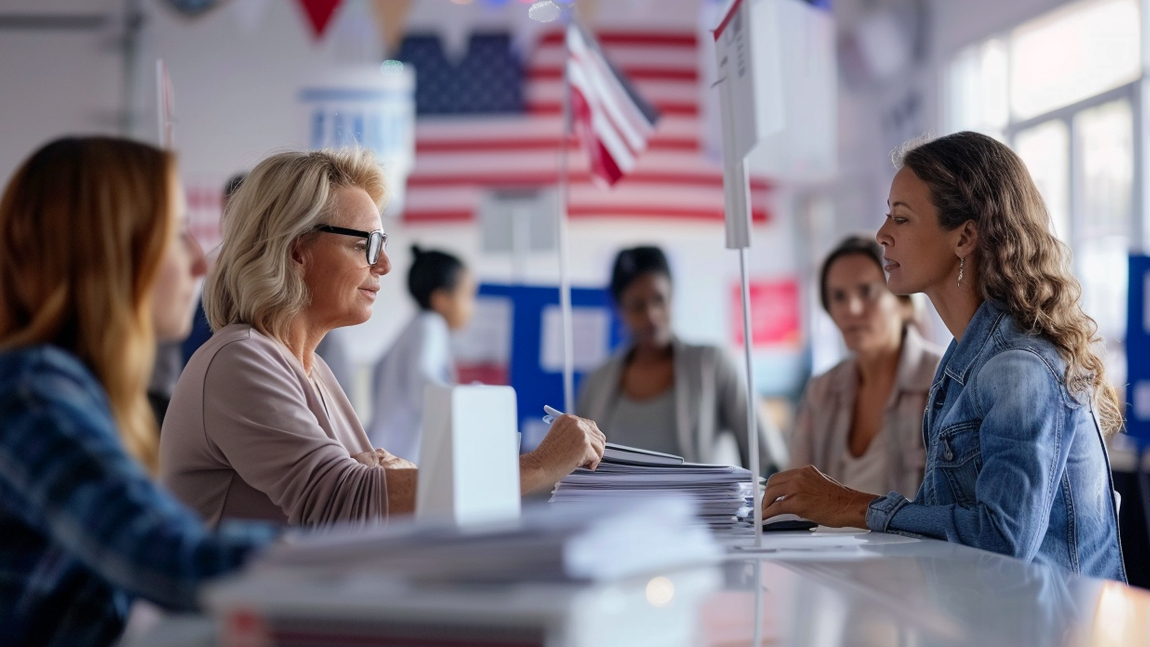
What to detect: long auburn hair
<box><xmin>0</xmin><ymin>137</ymin><xmax>174</xmax><ymax>471</ymax></box>
<box><xmin>895</xmin><ymin>131</ymin><xmax>1123</xmax><ymax>436</ymax></box>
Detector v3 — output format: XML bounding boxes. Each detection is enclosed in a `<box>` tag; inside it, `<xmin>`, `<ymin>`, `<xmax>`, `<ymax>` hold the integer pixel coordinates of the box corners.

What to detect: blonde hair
<box><xmin>894</xmin><ymin>131</ymin><xmax>1123</xmax><ymax>436</ymax></box>
<box><xmin>0</xmin><ymin>137</ymin><xmax>174</xmax><ymax>471</ymax></box>
<box><xmin>203</xmin><ymin>149</ymin><xmax>385</xmax><ymax>340</ymax></box>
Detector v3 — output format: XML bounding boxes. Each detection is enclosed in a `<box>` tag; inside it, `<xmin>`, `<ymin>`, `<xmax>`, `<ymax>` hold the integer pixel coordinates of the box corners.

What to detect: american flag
<box><xmin>401</xmin><ymin>29</ymin><xmax>771</xmax><ymax>224</ymax></box>
<box><xmin>567</xmin><ymin>21</ymin><xmax>660</xmax><ymax>187</ymax></box>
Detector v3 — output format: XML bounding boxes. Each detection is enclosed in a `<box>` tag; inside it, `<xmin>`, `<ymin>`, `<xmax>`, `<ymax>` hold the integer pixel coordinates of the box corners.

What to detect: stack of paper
<box><xmin>203</xmin><ymin>563</ymin><xmax>722</xmax><ymax>647</ymax></box>
<box><xmin>550</xmin><ymin>448</ymin><xmax>758</xmax><ymax>536</ymax></box>
<box><xmin>253</xmin><ymin>496</ymin><xmax>721</xmax><ymax>583</ymax></box>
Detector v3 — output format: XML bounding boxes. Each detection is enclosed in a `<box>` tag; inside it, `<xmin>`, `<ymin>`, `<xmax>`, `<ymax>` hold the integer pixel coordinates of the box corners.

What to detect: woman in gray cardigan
<box><xmin>577</xmin><ymin>246</ymin><xmax>786</xmax><ymax>472</ymax></box>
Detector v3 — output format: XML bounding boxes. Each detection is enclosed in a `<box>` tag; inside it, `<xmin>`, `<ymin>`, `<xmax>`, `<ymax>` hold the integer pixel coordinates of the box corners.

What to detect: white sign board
<box><xmin>540</xmin><ymin>305</ymin><xmax>611</xmax><ymax>372</ymax></box>
<box><xmin>714</xmin><ymin>0</ymin><xmax>783</xmax><ymax>249</ymax></box>
<box><xmin>298</xmin><ymin>65</ymin><xmax>415</xmax><ymax>218</ymax></box>
<box><xmin>416</xmin><ymin>384</ymin><xmax>521</xmax><ymax>526</ymax></box>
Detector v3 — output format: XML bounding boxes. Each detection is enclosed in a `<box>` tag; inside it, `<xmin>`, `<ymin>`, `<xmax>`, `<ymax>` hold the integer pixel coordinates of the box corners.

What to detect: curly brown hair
<box><xmin>894</xmin><ymin>131</ymin><xmax>1123</xmax><ymax>436</ymax></box>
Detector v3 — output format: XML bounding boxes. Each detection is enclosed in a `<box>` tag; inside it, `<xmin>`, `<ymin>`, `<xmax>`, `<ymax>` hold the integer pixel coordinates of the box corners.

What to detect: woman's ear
<box><xmin>428</xmin><ymin>287</ymin><xmax>451</xmax><ymax>316</ymax></box>
<box><xmin>291</xmin><ymin>237</ymin><xmax>308</xmax><ymax>268</ymax></box>
<box><xmin>955</xmin><ymin>220</ymin><xmax>979</xmax><ymax>259</ymax></box>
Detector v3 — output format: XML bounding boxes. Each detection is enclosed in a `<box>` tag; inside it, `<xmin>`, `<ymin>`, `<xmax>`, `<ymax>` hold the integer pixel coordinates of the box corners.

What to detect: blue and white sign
<box><xmin>298</xmin><ymin>64</ymin><xmax>415</xmax><ymax>218</ymax></box>
<box><xmin>1125</xmin><ymin>255</ymin><xmax>1150</xmax><ymax>447</ymax></box>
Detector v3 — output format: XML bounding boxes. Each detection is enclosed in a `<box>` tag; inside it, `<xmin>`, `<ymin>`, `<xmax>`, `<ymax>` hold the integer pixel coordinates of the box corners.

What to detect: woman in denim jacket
<box><xmin>763</xmin><ymin>131</ymin><xmax>1126</xmax><ymax>581</ymax></box>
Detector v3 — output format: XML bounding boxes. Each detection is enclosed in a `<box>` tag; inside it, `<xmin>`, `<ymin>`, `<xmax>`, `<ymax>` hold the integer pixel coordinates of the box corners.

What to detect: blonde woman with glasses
<box><xmin>160</xmin><ymin>149</ymin><xmax>605</xmax><ymax>527</ymax></box>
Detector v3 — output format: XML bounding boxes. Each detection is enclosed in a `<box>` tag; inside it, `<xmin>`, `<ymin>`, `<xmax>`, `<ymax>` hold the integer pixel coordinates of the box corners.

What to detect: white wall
<box><xmin>0</xmin><ymin>0</ymin><xmax>124</xmax><ymax>184</ymax></box>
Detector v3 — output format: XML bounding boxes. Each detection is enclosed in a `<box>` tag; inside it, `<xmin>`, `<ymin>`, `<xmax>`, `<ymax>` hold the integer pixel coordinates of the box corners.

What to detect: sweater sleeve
<box><xmin>201</xmin><ymin>339</ymin><xmax>388</xmax><ymax>526</ymax></box>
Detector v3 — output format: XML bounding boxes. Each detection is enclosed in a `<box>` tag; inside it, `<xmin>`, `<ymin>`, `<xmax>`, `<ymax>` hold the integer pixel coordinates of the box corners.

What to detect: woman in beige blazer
<box><xmin>576</xmin><ymin>246</ymin><xmax>787</xmax><ymax>472</ymax></box>
<box><xmin>789</xmin><ymin>236</ymin><xmax>943</xmax><ymax>498</ymax></box>
<box><xmin>160</xmin><ymin>149</ymin><xmax>604</xmax><ymax>528</ymax></box>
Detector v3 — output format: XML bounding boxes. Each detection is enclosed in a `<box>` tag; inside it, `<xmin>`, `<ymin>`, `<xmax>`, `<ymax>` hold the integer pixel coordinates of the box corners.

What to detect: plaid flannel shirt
<box><xmin>0</xmin><ymin>345</ymin><xmax>278</xmax><ymax>647</ymax></box>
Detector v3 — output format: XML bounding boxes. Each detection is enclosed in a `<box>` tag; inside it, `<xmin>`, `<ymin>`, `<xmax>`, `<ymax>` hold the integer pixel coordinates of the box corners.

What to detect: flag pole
<box><xmin>557</xmin><ymin>18</ymin><xmax>576</xmax><ymax>414</ymax></box>
<box><xmin>740</xmin><ymin>241</ymin><xmax>762</xmax><ymax>549</ymax></box>
<box><xmin>155</xmin><ymin>59</ymin><xmax>167</xmax><ymax>147</ymax></box>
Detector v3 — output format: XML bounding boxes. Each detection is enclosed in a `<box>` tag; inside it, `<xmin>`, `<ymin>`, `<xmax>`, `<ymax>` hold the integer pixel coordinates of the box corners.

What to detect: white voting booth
<box><xmin>415</xmin><ymin>384</ymin><xmax>522</xmax><ymax>525</ymax></box>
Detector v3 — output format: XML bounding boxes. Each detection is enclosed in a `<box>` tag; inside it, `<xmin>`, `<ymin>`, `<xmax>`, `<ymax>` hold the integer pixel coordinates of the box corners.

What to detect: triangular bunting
<box><xmin>296</xmin><ymin>0</ymin><xmax>343</xmax><ymax>40</ymax></box>
<box><xmin>370</xmin><ymin>0</ymin><xmax>412</xmax><ymax>57</ymax></box>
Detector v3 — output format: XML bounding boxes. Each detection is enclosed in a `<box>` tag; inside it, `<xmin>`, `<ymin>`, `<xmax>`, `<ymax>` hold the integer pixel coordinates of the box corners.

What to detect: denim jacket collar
<box><xmin>942</xmin><ymin>300</ymin><xmax>1010</xmax><ymax>385</ymax></box>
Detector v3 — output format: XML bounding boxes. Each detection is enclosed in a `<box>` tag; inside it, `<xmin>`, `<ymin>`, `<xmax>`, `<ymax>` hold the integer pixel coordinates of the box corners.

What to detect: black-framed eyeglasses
<box><xmin>313</xmin><ymin>224</ymin><xmax>388</xmax><ymax>265</ymax></box>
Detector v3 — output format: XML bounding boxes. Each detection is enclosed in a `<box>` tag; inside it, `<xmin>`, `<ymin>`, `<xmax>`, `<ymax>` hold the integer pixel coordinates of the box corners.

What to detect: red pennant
<box><xmin>296</xmin><ymin>0</ymin><xmax>342</xmax><ymax>40</ymax></box>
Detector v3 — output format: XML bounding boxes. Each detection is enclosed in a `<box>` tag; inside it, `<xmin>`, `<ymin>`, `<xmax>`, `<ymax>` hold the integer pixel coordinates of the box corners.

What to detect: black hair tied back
<box><xmin>610</xmin><ymin>245</ymin><xmax>671</xmax><ymax>303</ymax></box>
<box><xmin>407</xmin><ymin>244</ymin><xmax>464</xmax><ymax>310</ymax></box>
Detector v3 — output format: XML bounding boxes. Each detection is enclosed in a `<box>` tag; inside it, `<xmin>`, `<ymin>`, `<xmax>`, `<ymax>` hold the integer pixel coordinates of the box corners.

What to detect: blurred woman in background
<box><xmin>790</xmin><ymin>236</ymin><xmax>942</xmax><ymax>498</ymax></box>
<box><xmin>578</xmin><ymin>245</ymin><xmax>786</xmax><ymax>471</ymax></box>
<box><xmin>366</xmin><ymin>245</ymin><xmax>477</xmax><ymax>461</ymax></box>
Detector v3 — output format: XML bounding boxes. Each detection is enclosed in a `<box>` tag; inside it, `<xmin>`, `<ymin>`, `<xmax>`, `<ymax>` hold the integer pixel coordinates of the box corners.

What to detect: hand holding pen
<box><xmin>531</xmin><ymin>405</ymin><xmax>607</xmax><ymax>476</ymax></box>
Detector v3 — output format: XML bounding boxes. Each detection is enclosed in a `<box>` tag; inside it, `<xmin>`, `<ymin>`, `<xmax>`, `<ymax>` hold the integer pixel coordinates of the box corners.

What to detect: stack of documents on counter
<box><xmin>199</xmin><ymin>496</ymin><xmax>722</xmax><ymax>647</ymax></box>
<box><xmin>551</xmin><ymin>444</ymin><xmax>758</xmax><ymax>536</ymax></box>
<box><xmin>251</xmin><ymin>495</ymin><xmax>720</xmax><ymax>583</ymax></box>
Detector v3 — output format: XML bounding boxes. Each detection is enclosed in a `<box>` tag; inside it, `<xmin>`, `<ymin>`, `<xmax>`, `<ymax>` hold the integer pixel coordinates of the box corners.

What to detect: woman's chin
<box><xmin>328</xmin><ymin>309</ymin><xmax>373</xmax><ymax>330</ymax></box>
<box><xmin>885</xmin><ymin>277</ymin><xmax>911</xmax><ymax>296</ymax></box>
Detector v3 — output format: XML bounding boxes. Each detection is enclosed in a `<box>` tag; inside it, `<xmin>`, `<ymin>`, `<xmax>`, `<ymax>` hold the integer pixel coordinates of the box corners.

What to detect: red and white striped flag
<box><xmin>566</xmin><ymin>22</ymin><xmax>661</xmax><ymax>187</ymax></box>
<box><xmin>403</xmin><ymin>29</ymin><xmax>772</xmax><ymax>224</ymax></box>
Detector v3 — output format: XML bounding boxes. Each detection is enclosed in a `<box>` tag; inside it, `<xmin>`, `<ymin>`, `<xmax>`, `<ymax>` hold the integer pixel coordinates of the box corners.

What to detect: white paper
<box><xmin>713</xmin><ymin>0</ymin><xmax>783</xmax><ymax>160</ymax></box>
<box><xmin>540</xmin><ymin>305</ymin><xmax>610</xmax><ymax>372</ymax></box>
<box><xmin>714</xmin><ymin>0</ymin><xmax>783</xmax><ymax>249</ymax></box>
<box><xmin>453</xmin><ymin>296</ymin><xmax>513</xmax><ymax>366</ymax></box>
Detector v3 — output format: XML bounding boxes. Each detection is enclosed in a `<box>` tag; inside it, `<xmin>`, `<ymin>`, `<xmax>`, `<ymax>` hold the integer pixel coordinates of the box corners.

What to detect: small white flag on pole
<box><xmin>156</xmin><ymin>59</ymin><xmax>176</xmax><ymax>149</ymax></box>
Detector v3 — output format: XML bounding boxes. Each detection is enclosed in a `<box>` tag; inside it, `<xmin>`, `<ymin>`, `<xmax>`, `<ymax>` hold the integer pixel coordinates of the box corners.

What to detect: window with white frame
<box><xmin>945</xmin><ymin>0</ymin><xmax>1143</xmax><ymax>386</ymax></box>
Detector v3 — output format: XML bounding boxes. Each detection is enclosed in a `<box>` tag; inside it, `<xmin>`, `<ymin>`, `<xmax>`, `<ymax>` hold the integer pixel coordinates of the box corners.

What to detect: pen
<box><xmin>542</xmin><ymin>405</ymin><xmax>564</xmax><ymax>425</ymax></box>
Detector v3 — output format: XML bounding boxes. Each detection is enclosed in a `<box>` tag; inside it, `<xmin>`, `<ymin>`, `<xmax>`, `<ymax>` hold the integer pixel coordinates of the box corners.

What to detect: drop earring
<box><xmin>958</xmin><ymin>257</ymin><xmax>965</xmax><ymax>287</ymax></box>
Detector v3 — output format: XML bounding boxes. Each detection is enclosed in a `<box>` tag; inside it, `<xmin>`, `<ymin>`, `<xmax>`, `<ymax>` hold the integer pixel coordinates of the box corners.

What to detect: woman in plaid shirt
<box><xmin>0</xmin><ymin>137</ymin><xmax>278</xmax><ymax>647</ymax></box>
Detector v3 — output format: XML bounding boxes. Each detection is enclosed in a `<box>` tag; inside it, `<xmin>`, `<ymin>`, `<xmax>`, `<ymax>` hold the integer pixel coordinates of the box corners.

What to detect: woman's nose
<box><xmin>186</xmin><ymin>232</ymin><xmax>207</xmax><ymax>278</ymax></box>
<box><xmin>847</xmin><ymin>295</ymin><xmax>865</xmax><ymax>315</ymax></box>
<box><xmin>372</xmin><ymin>250</ymin><xmax>392</xmax><ymax>276</ymax></box>
<box><xmin>876</xmin><ymin>220</ymin><xmax>892</xmax><ymax>247</ymax></box>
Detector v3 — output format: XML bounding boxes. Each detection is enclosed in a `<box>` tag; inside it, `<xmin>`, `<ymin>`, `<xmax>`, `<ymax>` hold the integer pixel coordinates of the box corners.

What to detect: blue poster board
<box><xmin>476</xmin><ymin>283</ymin><xmax>624</xmax><ymax>450</ymax></box>
<box><xmin>1126</xmin><ymin>256</ymin><xmax>1150</xmax><ymax>448</ymax></box>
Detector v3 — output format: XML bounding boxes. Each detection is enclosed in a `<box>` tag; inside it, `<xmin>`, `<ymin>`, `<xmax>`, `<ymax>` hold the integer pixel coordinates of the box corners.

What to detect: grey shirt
<box><xmin>577</xmin><ymin>338</ymin><xmax>787</xmax><ymax>471</ymax></box>
<box><xmin>605</xmin><ymin>390</ymin><xmax>680</xmax><ymax>456</ymax></box>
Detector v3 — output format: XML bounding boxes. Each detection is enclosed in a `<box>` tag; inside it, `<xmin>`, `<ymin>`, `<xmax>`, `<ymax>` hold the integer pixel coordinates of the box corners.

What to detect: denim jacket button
<box><xmin>943</xmin><ymin>439</ymin><xmax>954</xmax><ymax>461</ymax></box>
